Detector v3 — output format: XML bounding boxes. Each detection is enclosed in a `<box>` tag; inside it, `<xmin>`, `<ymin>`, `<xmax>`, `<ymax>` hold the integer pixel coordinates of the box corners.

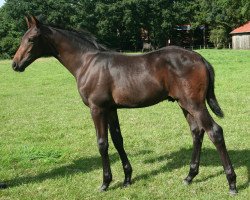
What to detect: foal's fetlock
<box><xmin>99</xmin><ymin>175</ymin><xmax>112</xmax><ymax>192</ymax></box>
<box><xmin>229</xmin><ymin>188</ymin><xmax>238</xmax><ymax>195</ymax></box>
<box><xmin>122</xmin><ymin>164</ymin><xmax>132</xmax><ymax>188</ymax></box>
<box><xmin>99</xmin><ymin>181</ymin><xmax>112</xmax><ymax>192</ymax></box>
<box><xmin>228</xmin><ymin>181</ymin><xmax>237</xmax><ymax>195</ymax></box>
<box><xmin>225</xmin><ymin>169</ymin><xmax>237</xmax><ymax>195</ymax></box>
<box><xmin>183</xmin><ymin>173</ymin><xmax>197</xmax><ymax>185</ymax></box>
<box><xmin>183</xmin><ymin>176</ymin><xmax>193</xmax><ymax>185</ymax></box>
<box><xmin>183</xmin><ymin>170</ymin><xmax>198</xmax><ymax>185</ymax></box>
<box><xmin>99</xmin><ymin>183</ymin><xmax>109</xmax><ymax>192</ymax></box>
<box><xmin>123</xmin><ymin>178</ymin><xmax>132</xmax><ymax>188</ymax></box>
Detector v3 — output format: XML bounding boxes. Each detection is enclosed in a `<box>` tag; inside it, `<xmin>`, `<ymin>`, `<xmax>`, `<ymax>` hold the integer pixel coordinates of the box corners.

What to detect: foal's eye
<box><xmin>28</xmin><ymin>38</ymin><xmax>34</xmax><ymax>43</ymax></box>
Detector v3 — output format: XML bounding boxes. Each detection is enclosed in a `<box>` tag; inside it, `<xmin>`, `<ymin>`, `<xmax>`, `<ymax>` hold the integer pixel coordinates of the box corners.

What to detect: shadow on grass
<box><xmin>133</xmin><ymin>148</ymin><xmax>249</xmax><ymax>192</ymax></box>
<box><xmin>6</xmin><ymin>153</ymin><xmax>117</xmax><ymax>188</ymax></box>
<box><xmin>4</xmin><ymin>148</ymin><xmax>249</xmax><ymax>192</ymax></box>
<box><xmin>5</xmin><ymin>150</ymin><xmax>151</xmax><ymax>189</ymax></box>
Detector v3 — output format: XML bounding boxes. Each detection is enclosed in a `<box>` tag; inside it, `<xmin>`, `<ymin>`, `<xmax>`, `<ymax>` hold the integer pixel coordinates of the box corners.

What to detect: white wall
<box><xmin>232</xmin><ymin>34</ymin><xmax>250</xmax><ymax>49</ymax></box>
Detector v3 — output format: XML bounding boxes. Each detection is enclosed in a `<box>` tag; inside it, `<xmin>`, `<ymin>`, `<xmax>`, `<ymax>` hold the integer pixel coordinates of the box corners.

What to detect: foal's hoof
<box><xmin>99</xmin><ymin>184</ymin><xmax>109</xmax><ymax>192</ymax></box>
<box><xmin>0</xmin><ymin>183</ymin><xmax>7</xmax><ymax>189</ymax></box>
<box><xmin>229</xmin><ymin>189</ymin><xmax>238</xmax><ymax>195</ymax></box>
<box><xmin>183</xmin><ymin>177</ymin><xmax>192</xmax><ymax>185</ymax></box>
<box><xmin>123</xmin><ymin>180</ymin><xmax>132</xmax><ymax>188</ymax></box>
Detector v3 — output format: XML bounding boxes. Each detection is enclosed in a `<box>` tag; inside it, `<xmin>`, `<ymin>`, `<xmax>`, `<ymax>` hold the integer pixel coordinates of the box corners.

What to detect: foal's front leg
<box><xmin>90</xmin><ymin>106</ymin><xmax>112</xmax><ymax>191</ymax></box>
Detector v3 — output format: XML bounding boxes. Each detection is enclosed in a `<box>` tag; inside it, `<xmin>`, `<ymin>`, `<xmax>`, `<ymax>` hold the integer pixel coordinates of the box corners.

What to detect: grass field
<box><xmin>0</xmin><ymin>50</ymin><xmax>249</xmax><ymax>199</ymax></box>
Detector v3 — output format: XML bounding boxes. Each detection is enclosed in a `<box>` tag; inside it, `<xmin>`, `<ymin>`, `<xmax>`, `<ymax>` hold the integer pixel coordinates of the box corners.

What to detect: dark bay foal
<box><xmin>9</xmin><ymin>16</ymin><xmax>237</xmax><ymax>194</ymax></box>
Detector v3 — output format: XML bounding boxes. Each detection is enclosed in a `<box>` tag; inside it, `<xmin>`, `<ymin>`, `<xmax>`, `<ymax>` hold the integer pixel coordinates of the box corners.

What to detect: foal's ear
<box><xmin>25</xmin><ymin>16</ymin><xmax>32</xmax><ymax>29</ymax></box>
<box><xmin>30</xmin><ymin>15</ymin><xmax>41</xmax><ymax>28</ymax></box>
<box><xmin>25</xmin><ymin>15</ymin><xmax>40</xmax><ymax>29</ymax></box>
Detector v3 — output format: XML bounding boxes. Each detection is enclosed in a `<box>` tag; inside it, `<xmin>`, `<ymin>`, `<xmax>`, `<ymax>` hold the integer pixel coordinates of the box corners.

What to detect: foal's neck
<box><xmin>44</xmin><ymin>26</ymin><xmax>100</xmax><ymax>78</ymax></box>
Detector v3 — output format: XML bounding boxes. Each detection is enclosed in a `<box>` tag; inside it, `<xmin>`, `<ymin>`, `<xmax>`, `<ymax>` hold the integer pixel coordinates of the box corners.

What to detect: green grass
<box><xmin>0</xmin><ymin>50</ymin><xmax>249</xmax><ymax>199</ymax></box>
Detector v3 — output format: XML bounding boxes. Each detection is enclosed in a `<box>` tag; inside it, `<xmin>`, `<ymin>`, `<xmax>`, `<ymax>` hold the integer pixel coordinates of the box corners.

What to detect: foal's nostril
<box><xmin>12</xmin><ymin>62</ymin><xmax>16</xmax><ymax>68</ymax></box>
<box><xmin>12</xmin><ymin>62</ymin><xmax>18</xmax><ymax>70</ymax></box>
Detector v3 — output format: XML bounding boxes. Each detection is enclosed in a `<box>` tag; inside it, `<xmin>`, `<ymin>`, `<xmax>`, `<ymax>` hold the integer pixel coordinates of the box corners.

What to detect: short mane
<box><xmin>43</xmin><ymin>23</ymin><xmax>108</xmax><ymax>52</ymax></box>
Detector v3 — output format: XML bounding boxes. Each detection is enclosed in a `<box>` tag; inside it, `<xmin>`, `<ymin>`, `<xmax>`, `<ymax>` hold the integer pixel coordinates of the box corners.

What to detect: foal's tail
<box><xmin>203</xmin><ymin>58</ymin><xmax>224</xmax><ymax>118</ymax></box>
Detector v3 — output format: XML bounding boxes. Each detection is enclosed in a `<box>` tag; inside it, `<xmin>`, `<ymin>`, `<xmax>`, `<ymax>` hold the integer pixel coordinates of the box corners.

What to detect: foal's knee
<box><xmin>190</xmin><ymin>124</ymin><xmax>200</xmax><ymax>135</ymax></box>
<box><xmin>98</xmin><ymin>138</ymin><xmax>109</xmax><ymax>154</ymax></box>
<box><xmin>208</xmin><ymin>124</ymin><xmax>224</xmax><ymax>144</ymax></box>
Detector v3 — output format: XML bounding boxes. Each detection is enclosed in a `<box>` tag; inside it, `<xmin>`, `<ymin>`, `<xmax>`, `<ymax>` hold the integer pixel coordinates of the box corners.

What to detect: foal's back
<box><xmin>84</xmin><ymin>46</ymin><xmax>207</xmax><ymax>108</ymax></box>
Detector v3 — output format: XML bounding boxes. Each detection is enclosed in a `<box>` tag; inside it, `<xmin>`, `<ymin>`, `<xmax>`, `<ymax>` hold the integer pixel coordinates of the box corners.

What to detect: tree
<box><xmin>194</xmin><ymin>0</ymin><xmax>250</xmax><ymax>47</ymax></box>
<box><xmin>0</xmin><ymin>0</ymin><xmax>249</xmax><ymax>58</ymax></box>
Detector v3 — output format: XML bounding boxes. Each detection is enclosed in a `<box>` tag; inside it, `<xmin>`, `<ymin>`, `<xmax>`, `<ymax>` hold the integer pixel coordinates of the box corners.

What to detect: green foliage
<box><xmin>0</xmin><ymin>0</ymin><xmax>249</xmax><ymax>58</ymax></box>
<box><xmin>0</xmin><ymin>50</ymin><xmax>249</xmax><ymax>198</ymax></box>
<box><xmin>194</xmin><ymin>0</ymin><xmax>249</xmax><ymax>47</ymax></box>
<box><xmin>209</xmin><ymin>27</ymin><xmax>228</xmax><ymax>49</ymax></box>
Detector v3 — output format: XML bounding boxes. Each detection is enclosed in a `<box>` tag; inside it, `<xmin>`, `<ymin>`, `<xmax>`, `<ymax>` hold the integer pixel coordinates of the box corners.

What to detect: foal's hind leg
<box><xmin>182</xmin><ymin>108</ymin><xmax>205</xmax><ymax>185</ymax></box>
<box><xmin>186</xmin><ymin>104</ymin><xmax>237</xmax><ymax>194</ymax></box>
<box><xmin>108</xmin><ymin>109</ymin><xmax>132</xmax><ymax>187</ymax></box>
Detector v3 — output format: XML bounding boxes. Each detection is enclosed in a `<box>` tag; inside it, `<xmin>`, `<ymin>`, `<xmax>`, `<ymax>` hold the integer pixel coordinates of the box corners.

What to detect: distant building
<box><xmin>230</xmin><ymin>21</ymin><xmax>250</xmax><ymax>49</ymax></box>
<box><xmin>171</xmin><ymin>24</ymin><xmax>206</xmax><ymax>48</ymax></box>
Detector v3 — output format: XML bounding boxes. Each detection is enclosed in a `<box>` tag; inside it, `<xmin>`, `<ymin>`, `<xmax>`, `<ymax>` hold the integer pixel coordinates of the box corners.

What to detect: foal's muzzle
<box><xmin>12</xmin><ymin>61</ymin><xmax>25</xmax><ymax>72</ymax></box>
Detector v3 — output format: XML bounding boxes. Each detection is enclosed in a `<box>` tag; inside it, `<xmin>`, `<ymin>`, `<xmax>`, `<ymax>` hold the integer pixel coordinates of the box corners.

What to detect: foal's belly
<box><xmin>112</xmin><ymin>84</ymin><xmax>168</xmax><ymax>108</ymax></box>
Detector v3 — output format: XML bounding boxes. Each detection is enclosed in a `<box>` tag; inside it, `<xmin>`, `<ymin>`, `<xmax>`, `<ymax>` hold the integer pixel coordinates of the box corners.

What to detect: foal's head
<box><xmin>12</xmin><ymin>16</ymin><xmax>46</xmax><ymax>72</ymax></box>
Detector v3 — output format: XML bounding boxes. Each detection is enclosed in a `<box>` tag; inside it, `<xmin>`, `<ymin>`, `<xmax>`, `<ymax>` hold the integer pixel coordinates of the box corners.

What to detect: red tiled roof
<box><xmin>230</xmin><ymin>21</ymin><xmax>250</xmax><ymax>34</ymax></box>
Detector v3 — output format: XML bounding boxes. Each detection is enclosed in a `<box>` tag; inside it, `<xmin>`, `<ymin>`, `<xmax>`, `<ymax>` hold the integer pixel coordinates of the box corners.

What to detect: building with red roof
<box><xmin>230</xmin><ymin>21</ymin><xmax>250</xmax><ymax>49</ymax></box>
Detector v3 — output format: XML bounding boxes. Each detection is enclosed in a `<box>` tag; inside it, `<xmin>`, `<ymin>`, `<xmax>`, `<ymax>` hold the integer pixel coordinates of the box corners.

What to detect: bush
<box><xmin>0</xmin><ymin>35</ymin><xmax>20</xmax><ymax>59</ymax></box>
